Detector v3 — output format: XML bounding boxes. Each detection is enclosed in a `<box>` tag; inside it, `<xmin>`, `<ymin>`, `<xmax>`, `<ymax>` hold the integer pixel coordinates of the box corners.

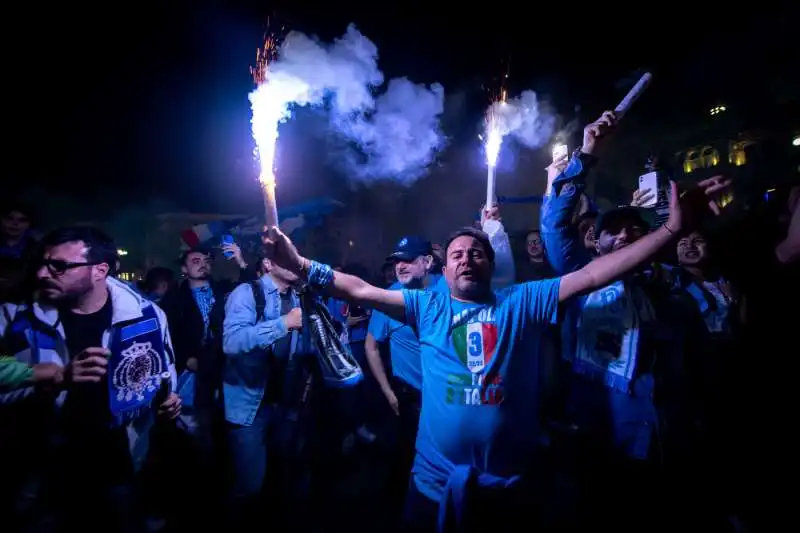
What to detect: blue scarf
<box><xmin>107</xmin><ymin>305</ymin><xmax>169</xmax><ymax>424</ymax></box>
<box><xmin>572</xmin><ymin>280</ymin><xmax>655</xmax><ymax>392</ymax></box>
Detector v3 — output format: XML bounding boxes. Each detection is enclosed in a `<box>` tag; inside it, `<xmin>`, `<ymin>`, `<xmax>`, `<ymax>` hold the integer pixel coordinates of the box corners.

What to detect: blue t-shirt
<box><xmin>403</xmin><ymin>278</ymin><xmax>560</xmax><ymax>502</ymax></box>
<box><xmin>368</xmin><ymin>274</ymin><xmax>448</xmax><ymax>390</ymax></box>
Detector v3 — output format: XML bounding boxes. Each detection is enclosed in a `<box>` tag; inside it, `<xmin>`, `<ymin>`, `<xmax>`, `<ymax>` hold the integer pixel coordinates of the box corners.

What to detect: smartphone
<box><xmin>637</xmin><ymin>172</ymin><xmax>659</xmax><ymax>208</ymax></box>
<box><xmin>552</xmin><ymin>143</ymin><xmax>568</xmax><ymax>162</ymax></box>
<box><xmin>221</xmin><ymin>234</ymin><xmax>235</xmax><ymax>258</ymax></box>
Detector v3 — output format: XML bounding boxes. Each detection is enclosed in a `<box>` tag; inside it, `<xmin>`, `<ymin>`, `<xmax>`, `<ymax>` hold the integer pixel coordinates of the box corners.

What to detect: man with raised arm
<box><xmin>261</xmin><ymin>145</ymin><xmax>714</xmax><ymax>533</ymax></box>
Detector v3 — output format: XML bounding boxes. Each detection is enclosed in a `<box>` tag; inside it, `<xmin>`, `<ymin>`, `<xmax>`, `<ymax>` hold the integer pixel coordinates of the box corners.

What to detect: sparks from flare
<box><xmin>481</xmin><ymin>67</ymin><xmax>509</xmax><ymax>169</ymax></box>
<box><xmin>249</xmin><ymin>24</ymin><xmax>290</xmax><ymax>227</ymax></box>
<box><xmin>484</xmin><ymin>95</ymin><xmax>505</xmax><ymax>169</ymax></box>
<box><xmin>481</xmin><ymin>66</ymin><xmax>509</xmax><ymax>208</ymax></box>
<box><xmin>250</xmin><ymin>33</ymin><xmax>281</xmax><ymax>194</ymax></box>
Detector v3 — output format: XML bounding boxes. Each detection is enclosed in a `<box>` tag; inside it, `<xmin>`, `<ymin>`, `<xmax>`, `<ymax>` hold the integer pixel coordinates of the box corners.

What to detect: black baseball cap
<box><xmin>594</xmin><ymin>206</ymin><xmax>651</xmax><ymax>235</ymax></box>
<box><xmin>387</xmin><ymin>236</ymin><xmax>432</xmax><ymax>263</ymax></box>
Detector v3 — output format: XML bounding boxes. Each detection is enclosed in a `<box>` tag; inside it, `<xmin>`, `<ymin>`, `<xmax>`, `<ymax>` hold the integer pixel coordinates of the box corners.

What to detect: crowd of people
<box><xmin>1</xmin><ymin>110</ymin><xmax>798</xmax><ymax>533</ymax></box>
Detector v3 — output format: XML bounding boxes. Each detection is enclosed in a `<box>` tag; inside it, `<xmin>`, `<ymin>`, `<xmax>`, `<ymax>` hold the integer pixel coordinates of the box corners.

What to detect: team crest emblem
<box><xmin>112</xmin><ymin>341</ymin><xmax>164</xmax><ymax>402</ymax></box>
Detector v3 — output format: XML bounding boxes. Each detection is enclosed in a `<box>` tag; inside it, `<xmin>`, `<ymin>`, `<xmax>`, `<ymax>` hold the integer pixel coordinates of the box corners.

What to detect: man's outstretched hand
<box><xmin>481</xmin><ymin>204</ymin><xmax>501</xmax><ymax>225</ymax></box>
<box><xmin>261</xmin><ymin>226</ymin><xmax>307</xmax><ymax>275</ymax></box>
<box><xmin>666</xmin><ymin>176</ymin><xmax>732</xmax><ymax>232</ymax></box>
<box><xmin>680</xmin><ymin>175</ymin><xmax>732</xmax><ymax>225</ymax></box>
<box><xmin>581</xmin><ymin>111</ymin><xmax>617</xmax><ymax>155</ymax></box>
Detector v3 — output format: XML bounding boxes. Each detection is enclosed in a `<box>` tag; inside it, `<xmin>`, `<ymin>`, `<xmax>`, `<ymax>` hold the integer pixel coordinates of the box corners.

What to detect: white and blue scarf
<box><xmin>107</xmin><ymin>305</ymin><xmax>170</xmax><ymax>424</ymax></box>
<box><xmin>572</xmin><ymin>280</ymin><xmax>655</xmax><ymax>392</ymax></box>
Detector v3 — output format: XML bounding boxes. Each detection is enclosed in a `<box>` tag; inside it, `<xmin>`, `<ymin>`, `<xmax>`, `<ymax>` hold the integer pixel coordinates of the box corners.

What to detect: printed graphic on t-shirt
<box><xmin>445</xmin><ymin>372</ymin><xmax>504</xmax><ymax>406</ymax></box>
<box><xmin>452</xmin><ymin>322</ymin><xmax>498</xmax><ymax>374</ymax></box>
<box><xmin>447</xmin><ymin>306</ymin><xmax>503</xmax><ymax>406</ymax></box>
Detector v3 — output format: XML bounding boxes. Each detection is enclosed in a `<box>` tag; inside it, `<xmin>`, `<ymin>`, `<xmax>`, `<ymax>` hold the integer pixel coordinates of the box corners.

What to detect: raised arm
<box><xmin>365</xmin><ymin>329</ymin><xmax>399</xmax><ymax>415</ymax></box>
<box><xmin>540</xmin><ymin>153</ymin><xmax>596</xmax><ymax>274</ymax></box>
<box><xmin>540</xmin><ymin>112</ymin><xmax>615</xmax><ymax>274</ymax></box>
<box><xmin>559</xmin><ymin>224</ymin><xmax>674</xmax><ymax>302</ymax></box>
<box><xmin>481</xmin><ymin>205</ymin><xmax>516</xmax><ymax>289</ymax></box>
<box><xmin>559</xmin><ymin>179</ymin><xmax>730</xmax><ymax>302</ymax></box>
<box><xmin>262</xmin><ymin>229</ymin><xmax>406</xmax><ymax>323</ymax></box>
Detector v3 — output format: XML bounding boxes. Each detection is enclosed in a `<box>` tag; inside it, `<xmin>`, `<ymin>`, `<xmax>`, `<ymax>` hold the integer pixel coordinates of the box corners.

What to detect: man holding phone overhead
<box><xmin>160</xmin><ymin>237</ymin><xmax>257</xmax><ymax>527</ymax></box>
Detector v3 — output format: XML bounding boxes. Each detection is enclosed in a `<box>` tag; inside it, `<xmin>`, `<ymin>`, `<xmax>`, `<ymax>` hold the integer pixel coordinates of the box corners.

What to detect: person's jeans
<box><xmin>226</xmin><ymin>402</ymin><xmax>271</xmax><ymax>528</ymax></box>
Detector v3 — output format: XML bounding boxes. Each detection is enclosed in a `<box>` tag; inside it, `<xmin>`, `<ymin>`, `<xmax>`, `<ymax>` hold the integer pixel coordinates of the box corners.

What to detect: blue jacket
<box><xmin>222</xmin><ymin>275</ymin><xmax>300</xmax><ymax>426</ymax></box>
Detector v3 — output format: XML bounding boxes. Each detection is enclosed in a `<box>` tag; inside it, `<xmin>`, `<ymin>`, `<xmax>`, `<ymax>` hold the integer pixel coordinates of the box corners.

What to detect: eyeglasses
<box><xmin>39</xmin><ymin>259</ymin><xmax>103</xmax><ymax>276</ymax></box>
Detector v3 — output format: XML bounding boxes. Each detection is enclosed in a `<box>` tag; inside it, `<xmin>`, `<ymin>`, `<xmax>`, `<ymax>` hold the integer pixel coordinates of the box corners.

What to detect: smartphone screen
<box><xmin>552</xmin><ymin>143</ymin><xmax>568</xmax><ymax>162</ymax></box>
<box><xmin>638</xmin><ymin>172</ymin><xmax>659</xmax><ymax>208</ymax></box>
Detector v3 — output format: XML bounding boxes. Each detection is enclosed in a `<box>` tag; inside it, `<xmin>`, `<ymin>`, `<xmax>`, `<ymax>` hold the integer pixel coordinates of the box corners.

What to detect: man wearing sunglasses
<box><xmin>0</xmin><ymin>226</ymin><xmax>180</xmax><ymax>532</ymax></box>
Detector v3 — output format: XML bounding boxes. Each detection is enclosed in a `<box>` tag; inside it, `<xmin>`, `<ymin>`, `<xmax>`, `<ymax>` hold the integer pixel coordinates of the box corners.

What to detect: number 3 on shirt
<box><xmin>467</xmin><ymin>327</ymin><xmax>485</xmax><ymax>373</ymax></box>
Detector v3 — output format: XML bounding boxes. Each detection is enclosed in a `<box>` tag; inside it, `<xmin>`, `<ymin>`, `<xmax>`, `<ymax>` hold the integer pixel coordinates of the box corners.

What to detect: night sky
<box><xmin>7</xmin><ymin>1</ymin><xmax>797</xmax><ymax>217</ymax></box>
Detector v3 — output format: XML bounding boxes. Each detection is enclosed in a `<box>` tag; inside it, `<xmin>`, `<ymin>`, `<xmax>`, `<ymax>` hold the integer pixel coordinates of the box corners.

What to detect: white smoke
<box><xmin>263</xmin><ymin>24</ymin><xmax>445</xmax><ymax>184</ymax></box>
<box><xmin>487</xmin><ymin>90</ymin><xmax>556</xmax><ymax>150</ymax></box>
<box><xmin>335</xmin><ymin>78</ymin><xmax>446</xmax><ymax>184</ymax></box>
<box><xmin>269</xmin><ymin>25</ymin><xmax>382</xmax><ymax>114</ymax></box>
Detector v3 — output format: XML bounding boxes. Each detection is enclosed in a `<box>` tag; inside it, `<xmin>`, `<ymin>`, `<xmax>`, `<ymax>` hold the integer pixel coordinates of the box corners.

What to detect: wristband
<box><xmin>308</xmin><ymin>260</ymin><xmax>334</xmax><ymax>288</ymax></box>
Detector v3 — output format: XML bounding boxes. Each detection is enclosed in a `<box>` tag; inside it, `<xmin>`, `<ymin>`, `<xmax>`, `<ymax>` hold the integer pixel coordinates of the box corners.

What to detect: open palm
<box><xmin>668</xmin><ymin>176</ymin><xmax>732</xmax><ymax>231</ymax></box>
<box><xmin>261</xmin><ymin>226</ymin><xmax>306</xmax><ymax>274</ymax></box>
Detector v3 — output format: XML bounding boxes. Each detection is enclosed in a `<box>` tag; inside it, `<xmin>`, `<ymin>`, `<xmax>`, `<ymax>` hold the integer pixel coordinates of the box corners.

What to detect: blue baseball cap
<box><xmin>387</xmin><ymin>236</ymin><xmax>432</xmax><ymax>263</ymax></box>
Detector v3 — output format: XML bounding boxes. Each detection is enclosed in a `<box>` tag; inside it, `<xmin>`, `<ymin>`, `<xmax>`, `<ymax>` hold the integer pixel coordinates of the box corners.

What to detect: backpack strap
<box><xmin>251</xmin><ymin>280</ymin><xmax>266</xmax><ymax>323</ymax></box>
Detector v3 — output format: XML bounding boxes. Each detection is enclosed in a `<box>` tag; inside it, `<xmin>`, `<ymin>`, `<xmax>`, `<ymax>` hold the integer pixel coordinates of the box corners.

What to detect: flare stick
<box><xmin>261</xmin><ymin>179</ymin><xmax>279</xmax><ymax>228</ymax></box>
<box><xmin>615</xmin><ymin>72</ymin><xmax>652</xmax><ymax>119</ymax></box>
<box><xmin>486</xmin><ymin>166</ymin><xmax>496</xmax><ymax>210</ymax></box>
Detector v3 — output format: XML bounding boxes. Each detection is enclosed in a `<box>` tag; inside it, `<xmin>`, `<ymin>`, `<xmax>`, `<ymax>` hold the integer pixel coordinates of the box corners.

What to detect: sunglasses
<box><xmin>39</xmin><ymin>259</ymin><xmax>104</xmax><ymax>276</ymax></box>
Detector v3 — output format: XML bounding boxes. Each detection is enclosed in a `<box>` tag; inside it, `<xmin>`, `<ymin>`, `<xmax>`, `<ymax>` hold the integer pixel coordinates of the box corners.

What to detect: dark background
<box><xmin>6</xmin><ymin>1</ymin><xmax>797</xmax><ymax>218</ymax></box>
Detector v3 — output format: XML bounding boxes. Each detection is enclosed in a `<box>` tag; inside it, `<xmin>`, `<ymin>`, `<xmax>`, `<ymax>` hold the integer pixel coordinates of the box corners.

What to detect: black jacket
<box><xmin>161</xmin><ymin>269</ymin><xmax>255</xmax><ymax>406</ymax></box>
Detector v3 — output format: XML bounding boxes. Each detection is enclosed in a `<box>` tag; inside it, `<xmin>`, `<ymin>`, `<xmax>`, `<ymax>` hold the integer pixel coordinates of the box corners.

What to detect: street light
<box><xmin>792</xmin><ymin>135</ymin><xmax>800</xmax><ymax>147</ymax></box>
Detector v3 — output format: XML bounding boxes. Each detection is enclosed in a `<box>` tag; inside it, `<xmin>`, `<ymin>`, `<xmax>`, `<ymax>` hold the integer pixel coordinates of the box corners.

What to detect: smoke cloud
<box><xmin>335</xmin><ymin>78</ymin><xmax>446</xmax><ymax>184</ymax></box>
<box><xmin>487</xmin><ymin>91</ymin><xmax>556</xmax><ymax>150</ymax></box>
<box><xmin>266</xmin><ymin>24</ymin><xmax>445</xmax><ymax>184</ymax></box>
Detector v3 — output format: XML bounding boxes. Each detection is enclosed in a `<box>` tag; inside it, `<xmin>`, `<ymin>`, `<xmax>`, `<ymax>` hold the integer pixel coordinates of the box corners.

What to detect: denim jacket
<box><xmin>222</xmin><ymin>275</ymin><xmax>299</xmax><ymax>426</ymax></box>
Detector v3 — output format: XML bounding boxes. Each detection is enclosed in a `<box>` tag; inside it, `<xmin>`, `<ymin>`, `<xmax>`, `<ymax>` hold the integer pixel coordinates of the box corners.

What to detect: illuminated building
<box><xmin>665</xmin><ymin>95</ymin><xmax>799</xmax><ymax>213</ymax></box>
